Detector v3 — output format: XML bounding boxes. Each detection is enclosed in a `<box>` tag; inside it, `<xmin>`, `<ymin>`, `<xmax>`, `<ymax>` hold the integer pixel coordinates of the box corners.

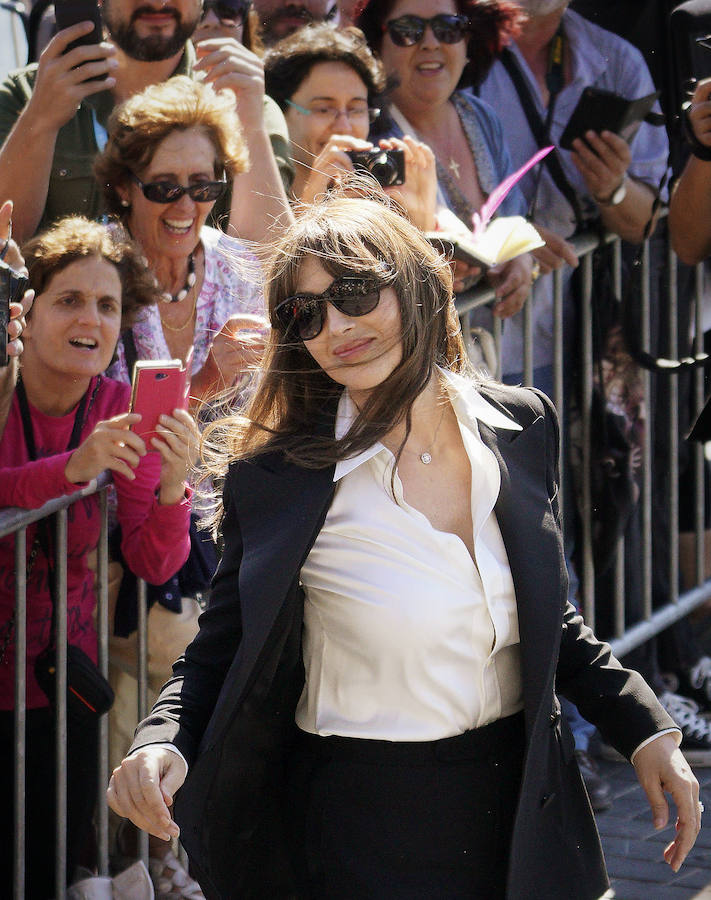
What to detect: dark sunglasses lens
<box><xmin>331</xmin><ymin>278</ymin><xmax>381</xmax><ymax>317</ymax></box>
<box><xmin>387</xmin><ymin>16</ymin><xmax>424</xmax><ymax>46</ymax></box>
<box><xmin>189</xmin><ymin>182</ymin><xmax>226</xmax><ymax>202</ymax></box>
<box><xmin>203</xmin><ymin>0</ymin><xmax>247</xmax><ymax>22</ymax></box>
<box><xmin>432</xmin><ymin>15</ymin><xmax>468</xmax><ymax>43</ymax></box>
<box><xmin>294</xmin><ymin>299</ymin><xmax>323</xmax><ymax>340</ymax></box>
<box><xmin>143</xmin><ymin>182</ymin><xmax>182</xmax><ymax>203</ymax></box>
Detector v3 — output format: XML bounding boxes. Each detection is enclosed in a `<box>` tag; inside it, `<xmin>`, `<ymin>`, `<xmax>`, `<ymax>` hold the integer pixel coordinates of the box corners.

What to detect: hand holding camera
<box><xmin>0</xmin><ymin>201</ymin><xmax>33</xmax><ymax>366</ymax></box>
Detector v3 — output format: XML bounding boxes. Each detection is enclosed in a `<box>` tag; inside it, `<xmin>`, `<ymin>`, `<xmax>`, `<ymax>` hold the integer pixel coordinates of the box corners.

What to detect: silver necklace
<box><xmin>419</xmin><ymin>403</ymin><xmax>447</xmax><ymax>465</ymax></box>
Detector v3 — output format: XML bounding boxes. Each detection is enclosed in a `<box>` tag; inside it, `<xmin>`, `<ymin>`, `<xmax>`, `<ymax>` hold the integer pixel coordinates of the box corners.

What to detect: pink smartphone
<box><xmin>129</xmin><ymin>359</ymin><xmax>190</xmax><ymax>443</ymax></box>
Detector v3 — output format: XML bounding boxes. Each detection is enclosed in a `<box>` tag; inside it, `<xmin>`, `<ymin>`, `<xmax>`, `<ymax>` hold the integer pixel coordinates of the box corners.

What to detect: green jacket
<box><xmin>0</xmin><ymin>42</ymin><xmax>293</xmax><ymax>234</ymax></box>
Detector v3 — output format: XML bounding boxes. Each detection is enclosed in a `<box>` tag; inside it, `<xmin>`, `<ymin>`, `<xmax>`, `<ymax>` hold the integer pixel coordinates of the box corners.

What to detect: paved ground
<box><xmin>595</xmin><ymin>757</ymin><xmax>711</xmax><ymax>899</ymax></box>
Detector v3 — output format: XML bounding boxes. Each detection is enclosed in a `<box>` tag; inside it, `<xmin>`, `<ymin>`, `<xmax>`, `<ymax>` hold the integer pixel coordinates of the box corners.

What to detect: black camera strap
<box><xmin>500</xmin><ymin>32</ymin><xmax>586</xmax><ymax>230</ymax></box>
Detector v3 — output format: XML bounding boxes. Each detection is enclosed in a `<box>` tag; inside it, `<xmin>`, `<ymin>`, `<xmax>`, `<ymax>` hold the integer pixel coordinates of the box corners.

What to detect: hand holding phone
<box><xmin>129</xmin><ymin>360</ymin><xmax>191</xmax><ymax>444</ymax></box>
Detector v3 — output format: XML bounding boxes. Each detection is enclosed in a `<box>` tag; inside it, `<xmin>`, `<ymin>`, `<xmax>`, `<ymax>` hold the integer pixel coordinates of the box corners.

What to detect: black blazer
<box><xmin>133</xmin><ymin>382</ymin><xmax>675</xmax><ymax>900</ymax></box>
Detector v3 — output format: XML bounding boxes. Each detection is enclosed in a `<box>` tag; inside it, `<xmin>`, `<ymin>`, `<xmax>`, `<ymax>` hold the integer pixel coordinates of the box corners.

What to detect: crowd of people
<box><xmin>1</xmin><ymin>0</ymin><xmax>710</xmax><ymax>898</ymax></box>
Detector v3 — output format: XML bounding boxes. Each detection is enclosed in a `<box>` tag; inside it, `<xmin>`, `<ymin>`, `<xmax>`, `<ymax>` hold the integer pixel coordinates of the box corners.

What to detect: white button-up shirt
<box><xmin>295</xmin><ymin>371</ymin><xmax>525</xmax><ymax>741</ymax></box>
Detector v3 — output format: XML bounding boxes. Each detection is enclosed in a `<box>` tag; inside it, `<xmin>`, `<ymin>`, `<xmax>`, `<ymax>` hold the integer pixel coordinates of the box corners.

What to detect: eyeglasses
<box><xmin>384</xmin><ymin>14</ymin><xmax>470</xmax><ymax>47</ymax></box>
<box><xmin>200</xmin><ymin>0</ymin><xmax>250</xmax><ymax>25</ymax></box>
<box><xmin>285</xmin><ymin>99</ymin><xmax>380</xmax><ymax>125</ymax></box>
<box><xmin>275</xmin><ymin>274</ymin><xmax>387</xmax><ymax>341</ymax></box>
<box><xmin>130</xmin><ymin>173</ymin><xmax>227</xmax><ymax>204</ymax></box>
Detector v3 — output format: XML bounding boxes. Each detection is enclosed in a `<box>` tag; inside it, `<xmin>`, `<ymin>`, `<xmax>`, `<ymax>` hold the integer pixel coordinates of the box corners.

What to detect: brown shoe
<box><xmin>575</xmin><ymin>749</ymin><xmax>613</xmax><ymax>812</ymax></box>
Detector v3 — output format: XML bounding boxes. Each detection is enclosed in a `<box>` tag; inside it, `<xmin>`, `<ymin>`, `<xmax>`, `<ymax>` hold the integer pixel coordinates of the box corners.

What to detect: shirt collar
<box><xmin>332</xmin><ymin>368</ymin><xmax>521</xmax><ymax>482</ymax></box>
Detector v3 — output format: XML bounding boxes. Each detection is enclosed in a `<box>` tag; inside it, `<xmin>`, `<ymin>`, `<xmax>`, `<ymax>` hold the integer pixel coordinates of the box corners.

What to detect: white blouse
<box><xmin>296</xmin><ymin>370</ymin><xmax>525</xmax><ymax>741</ymax></box>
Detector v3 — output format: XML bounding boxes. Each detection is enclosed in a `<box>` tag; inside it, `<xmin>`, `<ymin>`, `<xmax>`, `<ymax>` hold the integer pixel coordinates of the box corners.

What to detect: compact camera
<box><xmin>0</xmin><ymin>259</ymin><xmax>29</xmax><ymax>367</ymax></box>
<box><xmin>346</xmin><ymin>148</ymin><xmax>406</xmax><ymax>188</ymax></box>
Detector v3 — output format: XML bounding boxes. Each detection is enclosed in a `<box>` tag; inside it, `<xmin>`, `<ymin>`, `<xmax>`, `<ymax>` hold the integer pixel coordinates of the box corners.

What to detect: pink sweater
<box><xmin>0</xmin><ymin>375</ymin><xmax>191</xmax><ymax>709</ymax></box>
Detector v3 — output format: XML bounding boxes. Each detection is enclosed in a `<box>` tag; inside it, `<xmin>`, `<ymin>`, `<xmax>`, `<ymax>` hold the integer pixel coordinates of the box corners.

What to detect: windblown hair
<box><xmin>201</xmin><ymin>190</ymin><xmax>472</xmax><ymax>494</ymax></box>
<box><xmin>22</xmin><ymin>216</ymin><xmax>161</xmax><ymax>329</ymax></box>
<box><xmin>94</xmin><ymin>76</ymin><xmax>249</xmax><ymax>220</ymax></box>
<box><xmin>264</xmin><ymin>24</ymin><xmax>386</xmax><ymax>111</ymax></box>
<box><xmin>355</xmin><ymin>0</ymin><xmax>526</xmax><ymax>88</ymax></box>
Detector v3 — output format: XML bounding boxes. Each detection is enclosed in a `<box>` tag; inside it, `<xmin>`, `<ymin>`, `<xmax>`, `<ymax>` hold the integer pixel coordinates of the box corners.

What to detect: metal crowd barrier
<box><xmin>456</xmin><ymin>216</ymin><xmax>711</xmax><ymax>657</ymax></box>
<box><xmin>2</xmin><ymin>215</ymin><xmax>711</xmax><ymax>896</ymax></box>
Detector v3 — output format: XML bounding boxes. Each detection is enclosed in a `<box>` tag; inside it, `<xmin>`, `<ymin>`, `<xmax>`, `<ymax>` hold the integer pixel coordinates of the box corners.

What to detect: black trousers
<box><xmin>285</xmin><ymin>712</ymin><xmax>526</xmax><ymax>900</ymax></box>
<box><xmin>0</xmin><ymin>707</ymin><xmax>99</xmax><ymax>899</ymax></box>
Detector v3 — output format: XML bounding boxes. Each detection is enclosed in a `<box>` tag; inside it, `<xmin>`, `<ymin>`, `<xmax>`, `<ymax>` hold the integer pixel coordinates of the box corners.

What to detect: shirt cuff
<box><xmin>130</xmin><ymin>742</ymin><xmax>189</xmax><ymax>774</ymax></box>
<box><xmin>630</xmin><ymin>727</ymin><xmax>682</xmax><ymax>764</ymax></box>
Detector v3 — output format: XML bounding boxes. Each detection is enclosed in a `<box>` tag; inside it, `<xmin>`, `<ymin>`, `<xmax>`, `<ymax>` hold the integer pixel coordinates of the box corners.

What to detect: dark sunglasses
<box><xmin>384</xmin><ymin>14</ymin><xmax>470</xmax><ymax>47</ymax></box>
<box><xmin>130</xmin><ymin>173</ymin><xmax>227</xmax><ymax>204</ymax></box>
<box><xmin>201</xmin><ymin>0</ymin><xmax>250</xmax><ymax>25</ymax></box>
<box><xmin>275</xmin><ymin>274</ymin><xmax>386</xmax><ymax>341</ymax></box>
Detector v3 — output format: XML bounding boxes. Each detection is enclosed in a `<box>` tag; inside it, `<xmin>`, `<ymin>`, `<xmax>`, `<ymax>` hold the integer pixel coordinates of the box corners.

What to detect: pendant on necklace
<box><xmin>448</xmin><ymin>158</ymin><xmax>461</xmax><ymax>179</ymax></box>
<box><xmin>420</xmin><ymin>452</ymin><xmax>432</xmax><ymax>465</ymax></box>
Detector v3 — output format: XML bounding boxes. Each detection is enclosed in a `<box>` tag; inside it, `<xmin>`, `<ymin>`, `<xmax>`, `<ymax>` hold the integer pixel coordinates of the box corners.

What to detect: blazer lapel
<box><xmin>478</xmin><ymin>415</ymin><xmax>567</xmax><ymax>730</ymax></box>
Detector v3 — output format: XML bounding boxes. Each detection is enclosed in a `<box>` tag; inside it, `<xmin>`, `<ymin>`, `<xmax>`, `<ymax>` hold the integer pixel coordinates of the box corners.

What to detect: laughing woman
<box><xmin>109</xmin><ymin>194</ymin><xmax>698</xmax><ymax>900</ymax></box>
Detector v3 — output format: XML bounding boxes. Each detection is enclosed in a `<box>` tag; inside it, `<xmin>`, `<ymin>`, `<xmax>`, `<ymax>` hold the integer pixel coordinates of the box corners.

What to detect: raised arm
<box><xmin>193</xmin><ymin>38</ymin><xmax>294</xmax><ymax>243</ymax></box>
<box><xmin>0</xmin><ymin>25</ymin><xmax>116</xmax><ymax>242</ymax></box>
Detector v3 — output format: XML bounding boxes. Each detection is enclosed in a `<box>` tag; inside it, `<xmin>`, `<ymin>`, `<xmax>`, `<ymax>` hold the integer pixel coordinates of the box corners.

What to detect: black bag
<box><xmin>34</xmin><ymin>643</ymin><xmax>114</xmax><ymax>722</ymax></box>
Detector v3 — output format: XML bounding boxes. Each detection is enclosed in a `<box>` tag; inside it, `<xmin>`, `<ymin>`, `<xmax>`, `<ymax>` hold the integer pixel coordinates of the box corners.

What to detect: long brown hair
<box><xmin>201</xmin><ymin>190</ymin><xmax>473</xmax><ymax>485</ymax></box>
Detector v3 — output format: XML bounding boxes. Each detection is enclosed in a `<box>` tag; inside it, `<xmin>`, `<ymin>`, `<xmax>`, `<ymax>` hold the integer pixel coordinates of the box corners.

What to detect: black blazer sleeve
<box><xmin>534</xmin><ymin>390</ymin><xmax>677</xmax><ymax>759</ymax></box>
<box><xmin>130</xmin><ymin>463</ymin><xmax>245</xmax><ymax>765</ymax></box>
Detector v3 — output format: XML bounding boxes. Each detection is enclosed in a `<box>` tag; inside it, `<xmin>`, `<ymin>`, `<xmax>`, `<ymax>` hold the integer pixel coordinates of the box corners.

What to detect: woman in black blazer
<box><xmin>109</xmin><ymin>193</ymin><xmax>700</xmax><ymax>900</ymax></box>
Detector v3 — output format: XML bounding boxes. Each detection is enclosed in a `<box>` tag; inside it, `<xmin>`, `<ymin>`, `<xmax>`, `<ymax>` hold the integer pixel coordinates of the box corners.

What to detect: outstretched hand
<box><xmin>107</xmin><ymin>746</ymin><xmax>187</xmax><ymax>842</ymax></box>
<box><xmin>633</xmin><ymin>732</ymin><xmax>701</xmax><ymax>871</ymax></box>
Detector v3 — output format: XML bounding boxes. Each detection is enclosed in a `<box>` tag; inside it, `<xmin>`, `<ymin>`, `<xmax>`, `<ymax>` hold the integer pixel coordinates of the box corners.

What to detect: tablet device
<box><xmin>559</xmin><ymin>87</ymin><xmax>661</xmax><ymax>151</ymax></box>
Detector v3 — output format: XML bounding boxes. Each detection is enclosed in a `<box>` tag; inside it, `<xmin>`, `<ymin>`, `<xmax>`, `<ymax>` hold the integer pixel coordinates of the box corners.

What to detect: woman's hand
<box><xmin>0</xmin><ymin>201</ymin><xmax>34</xmax><ymax>358</ymax></box>
<box><xmin>452</xmin><ymin>260</ymin><xmax>483</xmax><ymax>293</ymax></box>
<box><xmin>107</xmin><ymin>747</ymin><xmax>186</xmax><ymax>842</ymax></box>
<box><xmin>299</xmin><ymin>134</ymin><xmax>372</xmax><ymax>204</ymax></box>
<box><xmin>487</xmin><ymin>253</ymin><xmax>534</xmax><ymax>318</ymax></box>
<box><xmin>633</xmin><ymin>733</ymin><xmax>701</xmax><ymax>872</ymax></box>
<box><xmin>379</xmin><ymin>135</ymin><xmax>438</xmax><ymax>232</ymax></box>
<box><xmin>196</xmin><ymin>314</ymin><xmax>269</xmax><ymax>398</ymax></box>
<box><xmin>152</xmin><ymin>407</ymin><xmax>199</xmax><ymax>505</ymax></box>
<box><xmin>193</xmin><ymin>37</ymin><xmax>265</xmax><ymax>131</ymax></box>
<box><xmin>64</xmin><ymin>412</ymin><xmax>146</xmax><ymax>484</ymax></box>
<box><xmin>531</xmin><ymin>224</ymin><xmax>579</xmax><ymax>275</ymax></box>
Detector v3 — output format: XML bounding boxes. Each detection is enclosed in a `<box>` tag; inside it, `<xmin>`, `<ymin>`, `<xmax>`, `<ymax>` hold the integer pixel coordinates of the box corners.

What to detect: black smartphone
<box><xmin>55</xmin><ymin>0</ymin><xmax>103</xmax><ymax>53</ymax></box>
<box><xmin>0</xmin><ymin>260</ymin><xmax>29</xmax><ymax>368</ymax></box>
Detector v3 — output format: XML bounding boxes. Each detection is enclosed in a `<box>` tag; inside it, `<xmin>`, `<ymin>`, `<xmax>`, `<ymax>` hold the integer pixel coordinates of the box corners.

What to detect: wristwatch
<box><xmin>596</xmin><ymin>177</ymin><xmax>627</xmax><ymax>208</ymax></box>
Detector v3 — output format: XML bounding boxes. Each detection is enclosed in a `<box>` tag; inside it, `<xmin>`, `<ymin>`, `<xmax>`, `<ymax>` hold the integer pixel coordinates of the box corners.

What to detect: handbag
<box><xmin>34</xmin><ymin>642</ymin><xmax>114</xmax><ymax>722</ymax></box>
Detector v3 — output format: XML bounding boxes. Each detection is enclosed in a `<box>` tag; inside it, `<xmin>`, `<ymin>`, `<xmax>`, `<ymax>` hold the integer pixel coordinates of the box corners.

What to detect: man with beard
<box><xmin>252</xmin><ymin>0</ymin><xmax>338</xmax><ymax>45</ymax></box>
<box><xmin>0</xmin><ymin>0</ymin><xmax>292</xmax><ymax>242</ymax></box>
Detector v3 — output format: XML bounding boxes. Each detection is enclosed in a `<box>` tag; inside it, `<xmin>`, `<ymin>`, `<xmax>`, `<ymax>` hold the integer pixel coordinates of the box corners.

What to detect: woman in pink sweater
<box><xmin>0</xmin><ymin>216</ymin><xmax>194</xmax><ymax>898</ymax></box>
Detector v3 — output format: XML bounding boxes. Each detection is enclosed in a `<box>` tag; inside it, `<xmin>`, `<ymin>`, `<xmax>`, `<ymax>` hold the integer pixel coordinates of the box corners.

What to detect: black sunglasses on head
<box><xmin>275</xmin><ymin>274</ymin><xmax>388</xmax><ymax>341</ymax></box>
<box><xmin>201</xmin><ymin>0</ymin><xmax>250</xmax><ymax>25</ymax></box>
<box><xmin>384</xmin><ymin>14</ymin><xmax>470</xmax><ymax>47</ymax></box>
<box><xmin>130</xmin><ymin>173</ymin><xmax>227</xmax><ymax>204</ymax></box>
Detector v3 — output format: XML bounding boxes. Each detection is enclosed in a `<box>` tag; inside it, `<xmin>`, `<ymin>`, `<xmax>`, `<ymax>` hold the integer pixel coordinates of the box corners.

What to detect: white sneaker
<box><xmin>659</xmin><ymin>690</ymin><xmax>711</xmax><ymax>766</ymax></box>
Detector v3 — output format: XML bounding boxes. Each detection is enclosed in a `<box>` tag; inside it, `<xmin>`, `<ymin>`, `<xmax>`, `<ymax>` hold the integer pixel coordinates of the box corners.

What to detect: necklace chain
<box><xmin>160</xmin><ymin>282</ymin><xmax>199</xmax><ymax>332</ymax></box>
<box><xmin>417</xmin><ymin>401</ymin><xmax>448</xmax><ymax>465</ymax></box>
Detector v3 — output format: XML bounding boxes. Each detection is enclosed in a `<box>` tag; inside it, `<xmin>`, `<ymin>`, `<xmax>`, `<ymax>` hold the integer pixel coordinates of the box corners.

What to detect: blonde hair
<box><xmin>94</xmin><ymin>76</ymin><xmax>249</xmax><ymax>219</ymax></box>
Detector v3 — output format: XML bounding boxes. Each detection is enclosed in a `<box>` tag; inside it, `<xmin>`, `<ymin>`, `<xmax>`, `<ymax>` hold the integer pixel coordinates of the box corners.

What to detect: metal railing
<box><xmin>2</xmin><ymin>216</ymin><xmax>710</xmax><ymax>895</ymax></box>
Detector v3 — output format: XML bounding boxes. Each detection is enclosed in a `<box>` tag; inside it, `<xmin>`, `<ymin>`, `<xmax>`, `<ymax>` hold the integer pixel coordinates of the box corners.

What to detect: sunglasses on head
<box><xmin>384</xmin><ymin>14</ymin><xmax>470</xmax><ymax>47</ymax></box>
<box><xmin>130</xmin><ymin>173</ymin><xmax>227</xmax><ymax>204</ymax></box>
<box><xmin>201</xmin><ymin>0</ymin><xmax>250</xmax><ymax>24</ymax></box>
<box><xmin>275</xmin><ymin>273</ymin><xmax>388</xmax><ymax>341</ymax></box>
